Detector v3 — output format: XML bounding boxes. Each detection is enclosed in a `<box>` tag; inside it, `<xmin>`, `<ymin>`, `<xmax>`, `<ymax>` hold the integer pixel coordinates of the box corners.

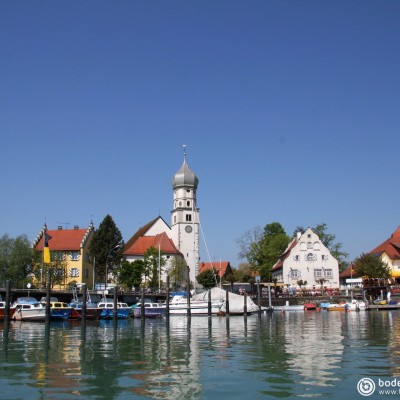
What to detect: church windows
<box><xmin>187</xmin><ymin>201</ymin><xmax>190</xmax><ymax>207</ymax></box>
<box><xmin>186</xmin><ymin>214</ymin><xmax>192</xmax><ymax>222</ymax></box>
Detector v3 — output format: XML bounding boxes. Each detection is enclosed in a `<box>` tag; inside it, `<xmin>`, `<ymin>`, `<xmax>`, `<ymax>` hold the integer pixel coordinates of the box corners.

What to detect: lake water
<box><xmin>1</xmin><ymin>311</ymin><xmax>399</xmax><ymax>399</ymax></box>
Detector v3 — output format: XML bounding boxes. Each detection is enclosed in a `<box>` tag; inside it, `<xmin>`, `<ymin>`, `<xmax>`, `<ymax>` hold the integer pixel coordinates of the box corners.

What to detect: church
<box><xmin>123</xmin><ymin>146</ymin><xmax>201</xmax><ymax>286</ymax></box>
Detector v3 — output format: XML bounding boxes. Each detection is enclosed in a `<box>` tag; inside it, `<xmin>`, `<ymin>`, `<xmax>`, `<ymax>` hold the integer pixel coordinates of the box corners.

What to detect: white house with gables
<box><xmin>272</xmin><ymin>228</ymin><xmax>340</xmax><ymax>290</ymax></box>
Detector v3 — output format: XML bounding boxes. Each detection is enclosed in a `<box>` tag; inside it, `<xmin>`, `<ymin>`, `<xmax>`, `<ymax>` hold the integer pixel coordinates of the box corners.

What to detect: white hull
<box><xmin>169</xmin><ymin>303</ymin><xmax>223</xmax><ymax>315</ymax></box>
<box><xmin>13</xmin><ymin>307</ymin><xmax>46</xmax><ymax>321</ymax></box>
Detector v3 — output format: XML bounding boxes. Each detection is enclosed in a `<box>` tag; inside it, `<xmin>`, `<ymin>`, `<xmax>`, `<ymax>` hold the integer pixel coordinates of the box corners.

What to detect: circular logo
<box><xmin>357</xmin><ymin>378</ymin><xmax>376</xmax><ymax>396</ymax></box>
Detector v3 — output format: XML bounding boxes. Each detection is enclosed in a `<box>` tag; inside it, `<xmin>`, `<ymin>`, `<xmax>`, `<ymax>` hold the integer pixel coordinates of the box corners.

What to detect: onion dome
<box><xmin>172</xmin><ymin>146</ymin><xmax>199</xmax><ymax>189</ymax></box>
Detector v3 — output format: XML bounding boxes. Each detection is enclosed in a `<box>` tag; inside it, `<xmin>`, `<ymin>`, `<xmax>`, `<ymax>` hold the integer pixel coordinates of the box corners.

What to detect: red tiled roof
<box><xmin>369</xmin><ymin>226</ymin><xmax>400</xmax><ymax>260</ymax></box>
<box><xmin>35</xmin><ymin>229</ymin><xmax>88</xmax><ymax>251</ymax></box>
<box><xmin>124</xmin><ymin>232</ymin><xmax>181</xmax><ymax>256</ymax></box>
<box><xmin>199</xmin><ymin>261</ymin><xmax>232</xmax><ymax>277</ymax></box>
<box><xmin>339</xmin><ymin>264</ymin><xmax>358</xmax><ymax>278</ymax></box>
<box><xmin>272</xmin><ymin>238</ymin><xmax>298</xmax><ymax>271</ymax></box>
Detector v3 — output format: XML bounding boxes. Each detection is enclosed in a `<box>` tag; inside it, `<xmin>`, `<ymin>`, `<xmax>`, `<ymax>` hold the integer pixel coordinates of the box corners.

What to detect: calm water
<box><xmin>1</xmin><ymin>311</ymin><xmax>399</xmax><ymax>399</ymax></box>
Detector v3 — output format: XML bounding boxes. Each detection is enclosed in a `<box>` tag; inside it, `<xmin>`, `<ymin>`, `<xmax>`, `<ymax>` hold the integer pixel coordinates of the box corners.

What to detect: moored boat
<box><xmin>12</xmin><ymin>297</ymin><xmax>46</xmax><ymax>321</ymax></box>
<box><xmin>98</xmin><ymin>299</ymin><xmax>132</xmax><ymax>319</ymax></box>
<box><xmin>326</xmin><ymin>303</ymin><xmax>346</xmax><ymax>311</ymax></box>
<box><xmin>304</xmin><ymin>303</ymin><xmax>317</xmax><ymax>310</ymax></box>
<box><xmin>0</xmin><ymin>301</ymin><xmax>16</xmax><ymax>320</ymax></box>
<box><xmin>168</xmin><ymin>294</ymin><xmax>223</xmax><ymax>315</ymax></box>
<box><xmin>133</xmin><ymin>302</ymin><xmax>166</xmax><ymax>318</ymax></box>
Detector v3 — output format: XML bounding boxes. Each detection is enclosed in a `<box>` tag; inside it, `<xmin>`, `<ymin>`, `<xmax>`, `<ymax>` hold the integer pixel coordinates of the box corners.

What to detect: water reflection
<box><xmin>1</xmin><ymin>312</ymin><xmax>400</xmax><ymax>399</ymax></box>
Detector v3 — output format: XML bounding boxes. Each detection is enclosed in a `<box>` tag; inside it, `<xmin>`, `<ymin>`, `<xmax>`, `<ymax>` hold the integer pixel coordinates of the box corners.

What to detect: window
<box><xmin>69</xmin><ymin>268</ymin><xmax>80</xmax><ymax>277</ymax></box>
<box><xmin>186</xmin><ymin>214</ymin><xmax>192</xmax><ymax>222</ymax></box>
<box><xmin>324</xmin><ymin>269</ymin><xmax>333</xmax><ymax>278</ymax></box>
<box><xmin>85</xmin><ymin>268</ymin><xmax>89</xmax><ymax>278</ymax></box>
<box><xmin>70</xmin><ymin>251</ymin><xmax>80</xmax><ymax>261</ymax></box>
<box><xmin>322</xmin><ymin>254</ymin><xmax>329</xmax><ymax>261</ymax></box>
<box><xmin>293</xmin><ymin>255</ymin><xmax>299</xmax><ymax>261</ymax></box>
<box><xmin>289</xmin><ymin>269</ymin><xmax>301</xmax><ymax>279</ymax></box>
<box><xmin>305</xmin><ymin>253</ymin><xmax>317</xmax><ymax>261</ymax></box>
<box><xmin>314</xmin><ymin>269</ymin><xmax>322</xmax><ymax>277</ymax></box>
<box><xmin>187</xmin><ymin>201</ymin><xmax>190</xmax><ymax>207</ymax></box>
<box><xmin>53</xmin><ymin>251</ymin><xmax>65</xmax><ymax>261</ymax></box>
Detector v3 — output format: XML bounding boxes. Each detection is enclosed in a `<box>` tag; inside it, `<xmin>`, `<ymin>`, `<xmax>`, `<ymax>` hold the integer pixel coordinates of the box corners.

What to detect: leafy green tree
<box><xmin>144</xmin><ymin>247</ymin><xmax>165</xmax><ymax>289</ymax></box>
<box><xmin>0</xmin><ymin>234</ymin><xmax>33</xmax><ymax>288</ymax></box>
<box><xmin>353</xmin><ymin>253</ymin><xmax>391</xmax><ymax>278</ymax></box>
<box><xmin>196</xmin><ymin>268</ymin><xmax>219</xmax><ymax>289</ymax></box>
<box><xmin>118</xmin><ymin>260</ymin><xmax>144</xmax><ymax>290</ymax></box>
<box><xmin>168</xmin><ymin>257</ymin><xmax>187</xmax><ymax>290</ymax></box>
<box><xmin>88</xmin><ymin>215</ymin><xmax>124</xmax><ymax>284</ymax></box>
<box><xmin>238</xmin><ymin>222</ymin><xmax>290</xmax><ymax>281</ymax></box>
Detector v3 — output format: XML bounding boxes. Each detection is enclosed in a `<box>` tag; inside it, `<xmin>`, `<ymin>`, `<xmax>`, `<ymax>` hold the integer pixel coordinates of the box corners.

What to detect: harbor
<box><xmin>2</xmin><ymin>308</ymin><xmax>400</xmax><ymax>399</ymax></box>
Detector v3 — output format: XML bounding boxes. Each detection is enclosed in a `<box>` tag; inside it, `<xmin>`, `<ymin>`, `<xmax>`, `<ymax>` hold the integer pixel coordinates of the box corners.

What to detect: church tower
<box><xmin>171</xmin><ymin>145</ymin><xmax>200</xmax><ymax>285</ymax></box>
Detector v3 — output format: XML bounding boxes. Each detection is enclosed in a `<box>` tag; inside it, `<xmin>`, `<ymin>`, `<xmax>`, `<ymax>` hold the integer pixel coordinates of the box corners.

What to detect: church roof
<box><xmin>369</xmin><ymin>226</ymin><xmax>400</xmax><ymax>260</ymax></box>
<box><xmin>124</xmin><ymin>232</ymin><xmax>181</xmax><ymax>256</ymax></box>
<box><xmin>172</xmin><ymin>157</ymin><xmax>199</xmax><ymax>189</ymax></box>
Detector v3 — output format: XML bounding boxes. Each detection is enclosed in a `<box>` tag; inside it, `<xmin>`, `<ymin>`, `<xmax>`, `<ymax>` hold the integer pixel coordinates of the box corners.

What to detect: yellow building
<box><xmin>369</xmin><ymin>226</ymin><xmax>400</xmax><ymax>282</ymax></box>
<box><xmin>33</xmin><ymin>223</ymin><xmax>94</xmax><ymax>289</ymax></box>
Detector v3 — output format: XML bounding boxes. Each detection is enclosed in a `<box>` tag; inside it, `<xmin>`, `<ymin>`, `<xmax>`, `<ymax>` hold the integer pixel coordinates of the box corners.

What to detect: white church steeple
<box><xmin>171</xmin><ymin>145</ymin><xmax>200</xmax><ymax>285</ymax></box>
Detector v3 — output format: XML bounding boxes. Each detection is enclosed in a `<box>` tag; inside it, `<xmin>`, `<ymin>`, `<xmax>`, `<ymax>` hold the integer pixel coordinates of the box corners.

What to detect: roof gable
<box><xmin>34</xmin><ymin>227</ymin><xmax>92</xmax><ymax>251</ymax></box>
<box><xmin>124</xmin><ymin>231</ymin><xmax>181</xmax><ymax>256</ymax></box>
<box><xmin>369</xmin><ymin>226</ymin><xmax>400</xmax><ymax>260</ymax></box>
<box><xmin>199</xmin><ymin>261</ymin><xmax>232</xmax><ymax>277</ymax></box>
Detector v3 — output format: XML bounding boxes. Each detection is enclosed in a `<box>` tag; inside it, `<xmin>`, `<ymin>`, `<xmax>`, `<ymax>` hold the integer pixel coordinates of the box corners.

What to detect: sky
<box><xmin>1</xmin><ymin>1</ymin><xmax>400</xmax><ymax>268</ymax></box>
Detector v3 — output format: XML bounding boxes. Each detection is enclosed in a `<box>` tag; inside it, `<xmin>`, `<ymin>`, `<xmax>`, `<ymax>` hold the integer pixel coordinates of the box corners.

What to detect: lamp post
<box><xmin>105</xmin><ymin>244</ymin><xmax>122</xmax><ymax>291</ymax></box>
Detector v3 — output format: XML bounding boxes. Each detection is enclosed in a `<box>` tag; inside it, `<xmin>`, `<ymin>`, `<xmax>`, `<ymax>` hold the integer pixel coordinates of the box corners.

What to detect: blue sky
<box><xmin>1</xmin><ymin>1</ymin><xmax>399</xmax><ymax>267</ymax></box>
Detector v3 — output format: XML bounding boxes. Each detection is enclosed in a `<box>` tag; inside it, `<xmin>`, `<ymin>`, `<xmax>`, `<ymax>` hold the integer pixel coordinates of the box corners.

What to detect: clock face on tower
<box><xmin>185</xmin><ymin>225</ymin><xmax>193</xmax><ymax>233</ymax></box>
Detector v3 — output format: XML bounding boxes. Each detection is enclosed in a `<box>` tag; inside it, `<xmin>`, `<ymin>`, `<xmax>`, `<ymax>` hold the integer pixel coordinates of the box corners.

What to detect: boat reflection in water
<box><xmin>1</xmin><ymin>311</ymin><xmax>400</xmax><ymax>399</ymax></box>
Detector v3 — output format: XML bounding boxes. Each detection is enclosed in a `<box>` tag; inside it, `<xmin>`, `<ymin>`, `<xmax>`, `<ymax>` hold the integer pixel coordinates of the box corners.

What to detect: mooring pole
<box><xmin>82</xmin><ymin>283</ymin><xmax>87</xmax><ymax>321</ymax></box>
<box><xmin>225</xmin><ymin>290</ymin><xmax>230</xmax><ymax>316</ymax></box>
<box><xmin>113</xmin><ymin>285</ymin><xmax>118</xmax><ymax>322</ymax></box>
<box><xmin>243</xmin><ymin>291</ymin><xmax>247</xmax><ymax>317</ymax></box>
<box><xmin>45</xmin><ymin>272</ymin><xmax>51</xmax><ymax>324</ymax></box>
<box><xmin>166</xmin><ymin>276</ymin><xmax>170</xmax><ymax>319</ymax></box>
<box><xmin>140</xmin><ymin>287</ymin><xmax>145</xmax><ymax>320</ymax></box>
<box><xmin>4</xmin><ymin>280</ymin><xmax>11</xmax><ymax>323</ymax></box>
<box><xmin>208</xmin><ymin>289</ymin><xmax>212</xmax><ymax>316</ymax></box>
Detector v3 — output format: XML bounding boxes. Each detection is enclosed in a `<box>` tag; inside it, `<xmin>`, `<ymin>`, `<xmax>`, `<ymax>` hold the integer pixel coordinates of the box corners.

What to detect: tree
<box><xmin>168</xmin><ymin>257</ymin><xmax>187</xmax><ymax>290</ymax></box>
<box><xmin>353</xmin><ymin>253</ymin><xmax>391</xmax><ymax>278</ymax></box>
<box><xmin>118</xmin><ymin>260</ymin><xmax>144</xmax><ymax>290</ymax></box>
<box><xmin>144</xmin><ymin>247</ymin><xmax>165</xmax><ymax>289</ymax></box>
<box><xmin>88</xmin><ymin>215</ymin><xmax>124</xmax><ymax>284</ymax></box>
<box><xmin>0</xmin><ymin>234</ymin><xmax>33</xmax><ymax>288</ymax></box>
<box><xmin>237</xmin><ymin>222</ymin><xmax>290</xmax><ymax>281</ymax></box>
<box><xmin>196</xmin><ymin>268</ymin><xmax>219</xmax><ymax>289</ymax></box>
<box><xmin>297</xmin><ymin>279</ymin><xmax>307</xmax><ymax>296</ymax></box>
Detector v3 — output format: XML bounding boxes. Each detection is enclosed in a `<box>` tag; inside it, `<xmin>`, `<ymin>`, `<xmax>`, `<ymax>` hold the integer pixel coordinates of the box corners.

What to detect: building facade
<box><xmin>369</xmin><ymin>226</ymin><xmax>400</xmax><ymax>283</ymax></box>
<box><xmin>33</xmin><ymin>223</ymin><xmax>94</xmax><ymax>289</ymax></box>
<box><xmin>272</xmin><ymin>228</ymin><xmax>340</xmax><ymax>290</ymax></box>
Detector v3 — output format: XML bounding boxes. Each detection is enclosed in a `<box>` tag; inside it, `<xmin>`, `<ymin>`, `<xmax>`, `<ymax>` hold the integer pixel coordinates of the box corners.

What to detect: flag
<box><xmin>43</xmin><ymin>231</ymin><xmax>52</xmax><ymax>264</ymax></box>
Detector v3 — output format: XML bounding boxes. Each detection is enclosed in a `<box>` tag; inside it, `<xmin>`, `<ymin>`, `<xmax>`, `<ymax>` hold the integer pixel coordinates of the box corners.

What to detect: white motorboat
<box><xmin>12</xmin><ymin>297</ymin><xmax>46</xmax><ymax>321</ymax></box>
<box><xmin>168</xmin><ymin>294</ymin><xmax>223</xmax><ymax>315</ymax></box>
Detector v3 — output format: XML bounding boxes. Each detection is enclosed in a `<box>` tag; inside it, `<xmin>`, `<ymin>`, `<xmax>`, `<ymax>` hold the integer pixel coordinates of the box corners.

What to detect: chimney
<box><xmin>296</xmin><ymin>231</ymin><xmax>302</xmax><ymax>240</ymax></box>
<box><xmin>74</xmin><ymin>225</ymin><xmax>79</xmax><ymax>230</ymax></box>
<box><xmin>58</xmin><ymin>226</ymin><xmax>63</xmax><ymax>230</ymax></box>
